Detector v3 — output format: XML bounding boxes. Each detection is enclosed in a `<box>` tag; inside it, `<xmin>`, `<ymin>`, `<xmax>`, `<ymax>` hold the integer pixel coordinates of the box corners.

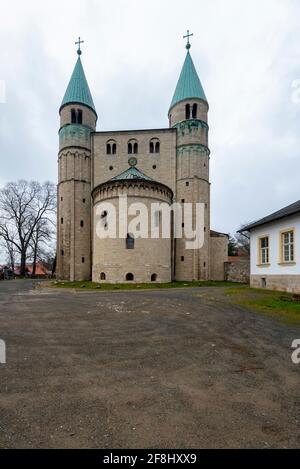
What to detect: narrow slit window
<box><xmin>185</xmin><ymin>104</ymin><xmax>190</xmax><ymax>119</ymax></box>
<box><xmin>192</xmin><ymin>103</ymin><xmax>197</xmax><ymax>119</ymax></box>
<box><xmin>77</xmin><ymin>109</ymin><xmax>83</xmax><ymax>124</ymax></box>
<box><xmin>71</xmin><ymin>109</ymin><xmax>76</xmax><ymax>123</ymax></box>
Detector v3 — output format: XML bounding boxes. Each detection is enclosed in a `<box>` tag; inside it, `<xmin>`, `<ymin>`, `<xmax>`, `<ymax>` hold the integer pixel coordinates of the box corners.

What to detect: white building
<box><xmin>240</xmin><ymin>201</ymin><xmax>300</xmax><ymax>293</ymax></box>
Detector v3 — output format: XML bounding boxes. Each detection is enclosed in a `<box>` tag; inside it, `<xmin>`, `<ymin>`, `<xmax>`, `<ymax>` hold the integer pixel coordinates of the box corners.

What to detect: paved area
<box><xmin>0</xmin><ymin>279</ymin><xmax>299</xmax><ymax>448</ymax></box>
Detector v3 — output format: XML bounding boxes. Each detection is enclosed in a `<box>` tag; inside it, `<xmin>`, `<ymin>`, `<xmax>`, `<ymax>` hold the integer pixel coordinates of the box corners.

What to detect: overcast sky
<box><xmin>0</xmin><ymin>0</ymin><xmax>300</xmax><ymax>234</ymax></box>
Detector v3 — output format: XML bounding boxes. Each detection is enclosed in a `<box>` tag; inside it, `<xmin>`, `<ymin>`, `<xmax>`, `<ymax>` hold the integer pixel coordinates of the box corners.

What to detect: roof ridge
<box><xmin>110</xmin><ymin>166</ymin><xmax>154</xmax><ymax>181</ymax></box>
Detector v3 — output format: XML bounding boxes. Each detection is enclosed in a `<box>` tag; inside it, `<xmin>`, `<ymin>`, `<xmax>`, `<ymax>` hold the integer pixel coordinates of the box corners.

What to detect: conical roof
<box><xmin>60</xmin><ymin>56</ymin><xmax>96</xmax><ymax>113</ymax></box>
<box><xmin>169</xmin><ymin>50</ymin><xmax>207</xmax><ymax>111</ymax></box>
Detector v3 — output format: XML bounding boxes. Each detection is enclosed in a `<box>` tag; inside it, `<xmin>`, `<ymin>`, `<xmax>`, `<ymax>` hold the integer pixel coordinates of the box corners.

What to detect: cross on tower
<box><xmin>75</xmin><ymin>37</ymin><xmax>84</xmax><ymax>55</ymax></box>
<box><xmin>183</xmin><ymin>30</ymin><xmax>193</xmax><ymax>50</ymax></box>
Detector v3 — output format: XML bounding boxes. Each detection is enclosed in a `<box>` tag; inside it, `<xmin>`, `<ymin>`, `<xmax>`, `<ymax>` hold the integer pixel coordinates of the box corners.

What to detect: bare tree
<box><xmin>28</xmin><ymin>219</ymin><xmax>55</xmax><ymax>277</ymax></box>
<box><xmin>0</xmin><ymin>180</ymin><xmax>56</xmax><ymax>276</ymax></box>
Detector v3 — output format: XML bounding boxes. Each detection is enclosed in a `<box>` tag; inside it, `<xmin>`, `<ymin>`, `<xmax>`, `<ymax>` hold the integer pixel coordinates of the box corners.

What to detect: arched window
<box><xmin>126</xmin><ymin>233</ymin><xmax>135</xmax><ymax>249</ymax></box>
<box><xmin>149</xmin><ymin>138</ymin><xmax>160</xmax><ymax>154</ymax></box>
<box><xmin>185</xmin><ymin>103</ymin><xmax>190</xmax><ymax>119</ymax></box>
<box><xmin>151</xmin><ymin>273</ymin><xmax>157</xmax><ymax>282</ymax></box>
<box><xmin>71</xmin><ymin>109</ymin><xmax>76</xmax><ymax>123</ymax></box>
<box><xmin>71</xmin><ymin>108</ymin><xmax>83</xmax><ymax>124</ymax></box>
<box><xmin>100</xmin><ymin>272</ymin><xmax>106</xmax><ymax>280</ymax></box>
<box><xmin>107</xmin><ymin>140</ymin><xmax>117</xmax><ymax>155</ymax></box>
<box><xmin>192</xmin><ymin>103</ymin><xmax>197</xmax><ymax>119</ymax></box>
<box><xmin>128</xmin><ymin>140</ymin><xmax>138</xmax><ymax>154</ymax></box>
<box><xmin>126</xmin><ymin>273</ymin><xmax>134</xmax><ymax>281</ymax></box>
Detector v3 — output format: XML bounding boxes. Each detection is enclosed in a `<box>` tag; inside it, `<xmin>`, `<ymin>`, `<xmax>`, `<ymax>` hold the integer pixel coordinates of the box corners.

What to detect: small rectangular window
<box><xmin>281</xmin><ymin>230</ymin><xmax>294</xmax><ymax>263</ymax></box>
<box><xmin>259</xmin><ymin>236</ymin><xmax>269</xmax><ymax>265</ymax></box>
<box><xmin>61</xmin><ymin>217</ymin><xmax>63</xmax><ymax>224</ymax></box>
<box><xmin>181</xmin><ymin>256</ymin><xmax>184</xmax><ymax>262</ymax></box>
<box><xmin>61</xmin><ymin>197</ymin><xmax>63</xmax><ymax>201</ymax></box>
<box><xmin>80</xmin><ymin>220</ymin><xmax>84</xmax><ymax>227</ymax></box>
<box><xmin>186</xmin><ymin>182</ymin><xmax>189</xmax><ymax>187</ymax></box>
<box><xmin>82</xmin><ymin>257</ymin><xmax>85</xmax><ymax>263</ymax></box>
<box><xmin>83</xmin><ymin>198</ymin><xmax>86</xmax><ymax>203</ymax></box>
<box><xmin>61</xmin><ymin>249</ymin><xmax>64</xmax><ymax>256</ymax></box>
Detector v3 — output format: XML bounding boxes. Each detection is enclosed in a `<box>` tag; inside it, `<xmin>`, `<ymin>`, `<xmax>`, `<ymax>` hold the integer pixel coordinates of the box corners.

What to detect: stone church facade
<box><xmin>57</xmin><ymin>39</ymin><xmax>228</xmax><ymax>283</ymax></box>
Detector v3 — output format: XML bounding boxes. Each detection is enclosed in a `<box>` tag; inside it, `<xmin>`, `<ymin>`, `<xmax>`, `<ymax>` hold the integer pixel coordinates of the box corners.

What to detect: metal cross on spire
<box><xmin>75</xmin><ymin>37</ymin><xmax>84</xmax><ymax>55</ymax></box>
<box><xmin>183</xmin><ymin>30</ymin><xmax>193</xmax><ymax>50</ymax></box>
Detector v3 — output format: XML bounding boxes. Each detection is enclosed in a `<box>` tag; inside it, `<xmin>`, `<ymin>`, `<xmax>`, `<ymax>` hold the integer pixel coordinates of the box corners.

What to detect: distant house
<box><xmin>239</xmin><ymin>200</ymin><xmax>300</xmax><ymax>293</ymax></box>
<box><xmin>14</xmin><ymin>262</ymin><xmax>51</xmax><ymax>277</ymax></box>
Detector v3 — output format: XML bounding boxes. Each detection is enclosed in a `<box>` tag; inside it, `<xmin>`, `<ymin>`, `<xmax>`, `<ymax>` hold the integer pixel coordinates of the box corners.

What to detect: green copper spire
<box><xmin>169</xmin><ymin>32</ymin><xmax>207</xmax><ymax>111</ymax></box>
<box><xmin>60</xmin><ymin>39</ymin><xmax>96</xmax><ymax>113</ymax></box>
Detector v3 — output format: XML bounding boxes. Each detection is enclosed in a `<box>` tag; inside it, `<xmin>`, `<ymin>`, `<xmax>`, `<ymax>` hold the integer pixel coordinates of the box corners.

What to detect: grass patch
<box><xmin>226</xmin><ymin>286</ymin><xmax>300</xmax><ymax>324</ymax></box>
<box><xmin>49</xmin><ymin>280</ymin><xmax>241</xmax><ymax>291</ymax></box>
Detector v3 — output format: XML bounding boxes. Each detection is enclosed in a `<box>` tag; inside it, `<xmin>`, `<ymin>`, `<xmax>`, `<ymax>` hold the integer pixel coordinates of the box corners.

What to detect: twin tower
<box><xmin>57</xmin><ymin>38</ymin><xmax>228</xmax><ymax>283</ymax></box>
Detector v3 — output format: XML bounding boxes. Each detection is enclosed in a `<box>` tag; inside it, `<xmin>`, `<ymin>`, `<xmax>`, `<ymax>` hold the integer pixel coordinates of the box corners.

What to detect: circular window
<box><xmin>109</xmin><ymin>166</ymin><xmax>113</xmax><ymax>171</ymax></box>
<box><xmin>152</xmin><ymin>165</ymin><xmax>156</xmax><ymax>169</ymax></box>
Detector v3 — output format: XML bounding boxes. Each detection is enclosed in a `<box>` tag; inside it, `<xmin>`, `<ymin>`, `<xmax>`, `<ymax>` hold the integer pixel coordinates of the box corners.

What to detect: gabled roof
<box><xmin>169</xmin><ymin>50</ymin><xmax>207</xmax><ymax>111</ymax></box>
<box><xmin>60</xmin><ymin>56</ymin><xmax>96</xmax><ymax>113</ymax></box>
<box><xmin>239</xmin><ymin>200</ymin><xmax>300</xmax><ymax>232</ymax></box>
<box><xmin>110</xmin><ymin>166</ymin><xmax>154</xmax><ymax>181</ymax></box>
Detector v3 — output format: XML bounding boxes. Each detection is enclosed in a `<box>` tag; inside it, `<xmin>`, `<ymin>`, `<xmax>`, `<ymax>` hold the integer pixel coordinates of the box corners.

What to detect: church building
<box><xmin>56</xmin><ymin>34</ymin><xmax>228</xmax><ymax>283</ymax></box>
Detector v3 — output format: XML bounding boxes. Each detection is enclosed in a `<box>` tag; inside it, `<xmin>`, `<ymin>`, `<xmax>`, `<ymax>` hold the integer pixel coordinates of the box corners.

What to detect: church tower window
<box><xmin>185</xmin><ymin>104</ymin><xmax>190</xmax><ymax>119</ymax></box>
<box><xmin>192</xmin><ymin>103</ymin><xmax>197</xmax><ymax>119</ymax></box>
<box><xmin>71</xmin><ymin>109</ymin><xmax>76</xmax><ymax>123</ymax></box>
<box><xmin>77</xmin><ymin>109</ymin><xmax>83</xmax><ymax>124</ymax></box>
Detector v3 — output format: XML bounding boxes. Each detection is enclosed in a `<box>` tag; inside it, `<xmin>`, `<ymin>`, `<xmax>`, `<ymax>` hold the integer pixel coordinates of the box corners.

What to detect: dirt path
<box><xmin>0</xmin><ymin>280</ymin><xmax>299</xmax><ymax>448</ymax></box>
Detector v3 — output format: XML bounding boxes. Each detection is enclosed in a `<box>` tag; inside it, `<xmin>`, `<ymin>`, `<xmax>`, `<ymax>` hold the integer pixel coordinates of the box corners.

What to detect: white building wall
<box><xmin>250</xmin><ymin>214</ymin><xmax>300</xmax><ymax>276</ymax></box>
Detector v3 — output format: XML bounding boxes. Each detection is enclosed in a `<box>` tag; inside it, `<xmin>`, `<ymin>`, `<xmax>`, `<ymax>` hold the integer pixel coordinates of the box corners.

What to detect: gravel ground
<box><xmin>0</xmin><ymin>279</ymin><xmax>299</xmax><ymax>448</ymax></box>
